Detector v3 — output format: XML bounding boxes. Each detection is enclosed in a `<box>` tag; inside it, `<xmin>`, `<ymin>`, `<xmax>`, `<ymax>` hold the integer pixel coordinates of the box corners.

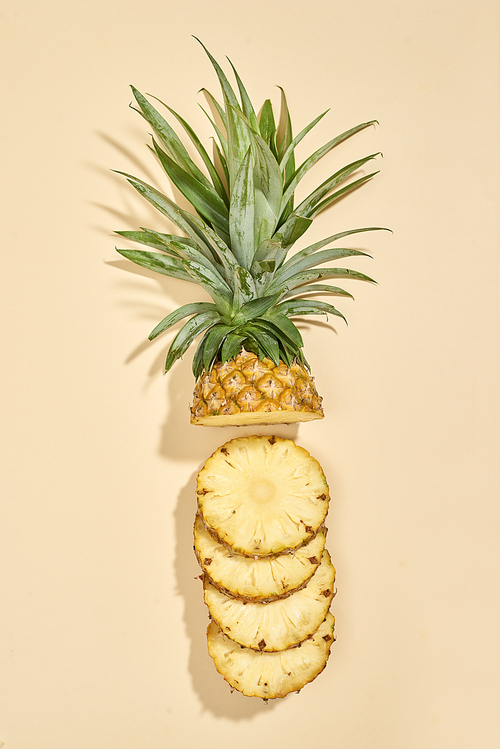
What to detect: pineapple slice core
<box><xmin>250</xmin><ymin>477</ymin><xmax>276</xmax><ymax>503</ymax></box>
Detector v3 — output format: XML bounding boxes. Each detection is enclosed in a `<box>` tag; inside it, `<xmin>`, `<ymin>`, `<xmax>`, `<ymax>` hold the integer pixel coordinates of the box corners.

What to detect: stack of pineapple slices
<box><xmin>194</xmin><ymin>435</ymin><xmax>336</xmax><ymax>699</ymax></box>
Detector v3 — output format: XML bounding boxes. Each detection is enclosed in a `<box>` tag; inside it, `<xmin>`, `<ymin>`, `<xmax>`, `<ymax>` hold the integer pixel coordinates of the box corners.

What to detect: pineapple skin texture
<box><xmin>190</xmin><ymin>350</ymin><xmax>324</xmax><ymax>426</ymax></box>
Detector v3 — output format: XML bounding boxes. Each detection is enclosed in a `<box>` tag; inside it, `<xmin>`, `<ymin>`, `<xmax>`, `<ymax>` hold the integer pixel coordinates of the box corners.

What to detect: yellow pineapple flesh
<box><xmin>194</xmin><ymin>513</ymin><xmax>326</xmax><ymax>602</ymax></box>
<box><xmin>203</xmin><ymin>550</ymin><xmax>335</xmax><ymax>651</ymax></box>
<box><xmin>207</xmin><ymin>612</ymin><xmax>335</xmax><ymax>699</ymax></box>
<box><xmin>196</xmin><ymin>435</ymin><xmax>330</xmax><ymax>557</ymax></box>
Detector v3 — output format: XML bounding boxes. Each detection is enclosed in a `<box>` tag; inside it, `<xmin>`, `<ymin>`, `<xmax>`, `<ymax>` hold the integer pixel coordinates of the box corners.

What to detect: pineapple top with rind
<box><xmin>115</xmin><ymin>38</ymin><xmax>388</xmax><ymax>380</ymax></box>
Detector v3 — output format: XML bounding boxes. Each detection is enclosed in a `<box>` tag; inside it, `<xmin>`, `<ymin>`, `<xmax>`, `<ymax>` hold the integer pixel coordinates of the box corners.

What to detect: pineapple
<box><xmin>194</xmin><ymin>513</ymin><xmax>326</xmax><ymax>602</ymax></box>
<box><xmin>207</xmin><ymin>612</ymin><xmax>335</xmax><ymax>699</ymax></box>
<box><xmin>203</xmin><ymin>550</ymin><xmax>335</xmax><ymax>652</ymax></box>
<box><xmin>196</xmin><ymin>435</ymin><xmax>329</xmax><ymax>557</ymax></box>
<box><xmin>115</xmin><ymin>38</ymin><xmax>387</xmax><ymax>426</ymax></box>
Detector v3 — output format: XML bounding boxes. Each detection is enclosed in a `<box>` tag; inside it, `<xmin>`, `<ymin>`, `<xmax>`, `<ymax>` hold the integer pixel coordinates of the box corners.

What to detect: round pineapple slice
<box><xmin>207</xmin><ymin>612</ymin><xmax>335</xmax><ymax>699</ymax></box>
<box><xmin>197</xmin><ymin>435</ymin><xmax>330</xmax><ymax>557</ymax></box>
<box><xmin>203</xmin><ymin>550</ymin><xmax>335</xmax><ymax>651</ymax></box>
<box><xmin>194</xmin><ymin>514</ymin><xmax>326</xmax><ymax>602</ymax></box>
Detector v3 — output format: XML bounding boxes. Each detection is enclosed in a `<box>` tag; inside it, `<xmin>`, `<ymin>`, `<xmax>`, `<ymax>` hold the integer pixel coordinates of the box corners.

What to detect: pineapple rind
<box><xmin>194</xmin><ymin>514</ymin><xmax>326</xmax><ymax>602</ymax></box>
<box><xmin>197</xmin><ymin>435</ymin><xmax>330</xmax><ymax>557</ymax></box>
<box><xmin>207</xmin><ymin>612</ymin><xmax>335</xmax><ymax>699</ymax></box>
<box><xmin>191</xmin><ymin>352</ymin><xmax>324</xmax><ymax>427</ymax></box>
<box><xmin>203</xmin><ymin>550</ymin><xmax>335</xmax><ymax>651</ymax></box>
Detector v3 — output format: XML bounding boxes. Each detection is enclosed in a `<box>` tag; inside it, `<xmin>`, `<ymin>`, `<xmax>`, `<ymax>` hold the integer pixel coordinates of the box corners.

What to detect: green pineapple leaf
<box><xmin>229</xmin><ymin>147</ymin><xmax>255</xmax><ymax>268</ymax></box>
<box><xmin>275</xmin><ymin>298</ymin><xmax>348</xmax><ymax>324</ymax></box>
<box><xmin>149</xmin><ymin>302</ymin><xmax>218</xmax><ymax>341</ymax></box>
<box><xmin>275</xmin><ymin>248</ymin><xmax>372</xmax><ymax>285</ymax></box>
<box><xmin>202</xmin><ymin>323</ymin><xmax>238</xmax><ymax>372</ymax></box>
<box><xmin>130</xmin><ymin>86</ymin><xmax>212</xmax><ymax>190</ymax></box>
<box><xmin>154</xmin><ymin>97</ymin><xmax>229</xmax><ymax>206</ymax></box>
<box><xmin>164</xmin><ymin>311</ymin><xmax>220</xmax><ymax>372</ymax></box>
<box><xmin>151</xmin><ymin>138</ymin><xmax>229</xmax><ymax>238</ymax></box>
<box><xmin>279</xmin><ymin>120</ymin><xmax>378</xmax><ymax>216</ymax></box>
<box><xmin>258</xmin><ymin>99</ymin><xmax>278</xmax><ymax>154</ymax></box>
<box><xmin>116</xmin><ymin>248</ymin><xmax>193</xmax><ymax>282</ymax></box>
<box><xmin>281</xmin><ymin>283</ymin><xmax>354</xmax><ymax>300</ymax></box>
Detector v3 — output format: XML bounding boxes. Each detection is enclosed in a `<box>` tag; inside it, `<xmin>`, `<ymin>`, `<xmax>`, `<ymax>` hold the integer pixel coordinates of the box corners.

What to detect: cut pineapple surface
<box><xmin>207</xmin><ymin>612</ymin><xmax>335</xmax><ymax>699</ymax></box>
<box><xmin>203</xmin><ymin>550</ymin><xmax>335</xmax><ymax>651</ymax></box>
<box><xmin>197</xmin><ymin>435</ymin><xmax>329</xmax><ymax>556</ymax></box>
<box><xmin>194</xmin><ymin>513</ymin><xmax>326</xmax><ymax>601</ymax></box>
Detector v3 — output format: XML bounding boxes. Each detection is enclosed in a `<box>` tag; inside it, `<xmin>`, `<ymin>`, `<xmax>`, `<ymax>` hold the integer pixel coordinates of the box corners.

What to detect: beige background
<box><xmin>1</xmin><ymin>0</ymin><xmax>499</xmax><ymax>747</ymax></box>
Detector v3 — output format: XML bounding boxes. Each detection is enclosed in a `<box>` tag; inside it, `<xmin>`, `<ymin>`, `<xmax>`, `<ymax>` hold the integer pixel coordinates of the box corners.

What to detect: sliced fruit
<box><xmin>203</xmin><ymin>550</ymin><xmax>335</xmax><ymax>651</ymax></box>
<box><xmin>194</xmin><ymin>513</ymin><xmax>326</xmax><ymax>601</ymax></box>
<box><xmin>197</xmin><ymin>435</ymin><xmax>330</xmax><ymax>557</ymax></box>
<box><xmin>207</xmin><ymin>611</ymin><xmax>335</xmax><ymax>699</ymax></box>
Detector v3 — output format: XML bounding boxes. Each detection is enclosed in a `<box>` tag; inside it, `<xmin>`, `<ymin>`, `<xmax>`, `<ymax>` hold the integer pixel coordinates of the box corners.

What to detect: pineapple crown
<box><xmin>115</xmin><ymin>38</ymin><xmax>389</xmax><ymax>378</ymax></box>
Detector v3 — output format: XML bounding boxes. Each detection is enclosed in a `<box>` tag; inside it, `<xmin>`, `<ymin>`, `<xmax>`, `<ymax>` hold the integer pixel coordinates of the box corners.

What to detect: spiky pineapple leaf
<box><xmin>280</xmin><ymin>121</ymin><xmax>378</xmax><ymax>215</ymax></box>
<box><xmin>167</xmin><ymin>239</ymin><xmax>225</xmax><ymax>281</ymax></box>
<box><xmin>155</xmin><ymin>98</ymin><xmax>229</xmax><ymax>206</ymax></box>
<box><xmin>231</xmin><ymin>293</ymin><xmax>280</xmax><ymax>325</ymax></box>
<box><xmin>179</xmin><ymin>257</ymin><xmax>233</xmax><ymax>313</ymax></box>
<box><xmin>258</xmin><ymin>99</ymin><xmax>277</xmax><ymax>154</ymax></box>
<box><xmin>229</xmin><ymin>105</ymin><xmax>283</xmax><ymax>246</ymax></box>
<box><xmin>202</xmin><ymin>323</ymin><xmax>238</xmax><ymax>372</ymax></box>
<box><xmin>261</xmin><ymin>311</ymin><xmax>304</xmax><ymax>350</ymax></box>
<box><xmin>199</xmin><ymin>100</ymin><xmax>229</xmax><ymax>163</ymax></box>
<box><xmin>115</xmin><ymin>229</ymin><xmax>197</xmax><ymax>252</ymax></box>
<box><xmin>232</xmin><ymin>265</ymin><xmax>256</xmax><ymax>311</ymax></box>
<box><xmin>241</xmin><ymin>323</ymin><xmax>281</xmax><ymax>364</ymax></box>
<box><xmin>195</xmin><ymin>38</ymin><xmax>252</xmax><ymax>189</ymax></box>
<box><xmin>151</xmin><ymin>139</ymin><xmax>229</xmax><ymax>238</ymax></box>
<box><xmin>282</xmin><ymin>283</ymin><xmax>354</xmax><ymax>300</ymax></box>
<box><xmin>164</xmin><ymin>311</ymin><xmax>220</xmax><ymax>372</ymax></box>
<box><xmin>266</xmin><ymin>266</ymin><xmax>376</xmax><ymax>296</ymax></box>
<box><xmin>275</xmin><ymin>298</ymin><xmax>347</xmax><ymax>324</ymax></box>
<box><xmin>149</xmin><ymin>302</ymin><xmax>218</xmax><ymax>341</ymax></box>
<box><xmin>279</xmin><ymin>108</ymin><xmax>329</xmax><ymax>177</ymax></box>
<box><xmin>116</xmin><ymin>248</ymin><xmax>193</xmax><ymax>282</ymax></box>
<box><xmin>229</xmin><ymin>147</ymin><xmax>255</xmax><ymax>268</ymax></box>
<box><xmin>178</xmin><ymin>212</ymin><xmax>240</xmax><ymax>287</ymax></box>
<box><xmin>295</xmin><ymin>153</ymin><xmax>381</xmax><ymax>219</ymax></box>
<box><xmin>295</xmin><ymin>226</ymin><xmax>391</xmax><ymax>260</ymax></box>
<box><xmin>130</xmin><ymin>87</ymin><xmax>211</xmax><ymax>190</ymax></box>
<box><xmin>221</xmin><ymin>332</ymin><xmax>247</xmax><ymax>364</ymax></box>
<box><xmin>276</xmin><ymin>248</ymin><xmax>371</xmax><ymax>284</ymax></box>
<box><xmin>309</xmin><ymin>172</ymin><xmax>379</xmax><ymax>218</ymax></box>
<box><xmin>113</xmin><ymin>171</ymin><xmax>203</xmax><ymax>243</ymax></box>
<box><xmin>227</xmin><ymin>57</ymin><xmax>259</xmax><ymax>131</ymax></box>
<box><xmin>273</xmin><ymin>215</ymin><xmax>313</xmax><ymax>250</ymax></box>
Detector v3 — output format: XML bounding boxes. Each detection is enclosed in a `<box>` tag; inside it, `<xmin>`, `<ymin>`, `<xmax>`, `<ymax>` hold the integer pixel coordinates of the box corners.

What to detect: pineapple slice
<box><xmin>194</xmin><ymin>513</ymin><xmax>326</xmax><ymax>602</ymax></box>
<box><xmin>197</xmin><ymin>435</ymin><xmax>329</xmax><ymax>556</ymax></box>
<box><xmin>203</xmin><ymin>550</ymin><xmax>335</xmax><ymax>651</ymax></box>
<box><xmin>207</xmin><ymin>612</ymin><xmax>335</xmax><ymax>699</ymax></box>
